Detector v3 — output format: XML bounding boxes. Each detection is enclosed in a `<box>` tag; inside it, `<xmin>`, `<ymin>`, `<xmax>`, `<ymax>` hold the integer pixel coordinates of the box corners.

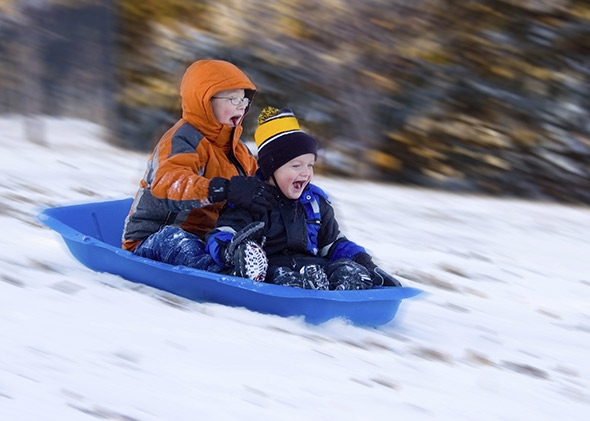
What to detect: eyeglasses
<box><xmin>212</xmin><ymin>96</ymin><xmax>250</xmax><ymax>107</ymax></box>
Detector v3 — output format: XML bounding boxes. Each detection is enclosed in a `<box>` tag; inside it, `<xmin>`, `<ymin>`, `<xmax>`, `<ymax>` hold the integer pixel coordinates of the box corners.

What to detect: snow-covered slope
<box><xmin>1</xmin><ymin>117</ymin><xmax>589</xmax><ymax>420</ymax></box>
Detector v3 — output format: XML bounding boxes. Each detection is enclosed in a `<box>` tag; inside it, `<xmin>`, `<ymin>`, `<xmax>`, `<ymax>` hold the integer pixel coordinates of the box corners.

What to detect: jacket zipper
<box><xmin>228</xmin><ymin>129</ymin><xmax>246</xmax><ymax>176</ymax></box>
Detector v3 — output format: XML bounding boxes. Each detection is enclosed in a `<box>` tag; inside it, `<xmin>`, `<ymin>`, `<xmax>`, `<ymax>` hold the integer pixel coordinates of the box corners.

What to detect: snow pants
<box><xmin>134</xmin><ymin>225</ymin><xmax>222</xmax><ymax>272</ymax></box>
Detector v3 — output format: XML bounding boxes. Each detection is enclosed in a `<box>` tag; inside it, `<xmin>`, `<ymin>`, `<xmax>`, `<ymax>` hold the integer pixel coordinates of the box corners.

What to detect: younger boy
<box><xmin>206</xmin><ymin>107</ymin><xmax>401</xmax><ymax>290</ymax></box>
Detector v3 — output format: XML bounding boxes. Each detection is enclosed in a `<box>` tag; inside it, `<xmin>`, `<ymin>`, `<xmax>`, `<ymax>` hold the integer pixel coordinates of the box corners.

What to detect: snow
<box><xmin>1</xmin><ymin>116</ymin><xmax>589</xmax><ymax>420</ymax></box>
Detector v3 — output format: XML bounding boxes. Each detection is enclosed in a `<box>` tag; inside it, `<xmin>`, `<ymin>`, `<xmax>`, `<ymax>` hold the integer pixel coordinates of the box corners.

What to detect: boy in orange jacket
<box><xmin>122</xmin><ymin>60</ymin><xmax>274</xmax><ymax>270</ymax></box>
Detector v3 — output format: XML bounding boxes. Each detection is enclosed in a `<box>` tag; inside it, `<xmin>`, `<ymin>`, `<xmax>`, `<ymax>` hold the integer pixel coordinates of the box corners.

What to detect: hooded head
<box><xmin>254</xmin><ymin>107</ymin><xmax>318</xmax><ymax>180</ymax></box>
<box><xmin>179</xmin><ymin>60</ymin><xmax>256</xmax><ymax>142</ymax></box>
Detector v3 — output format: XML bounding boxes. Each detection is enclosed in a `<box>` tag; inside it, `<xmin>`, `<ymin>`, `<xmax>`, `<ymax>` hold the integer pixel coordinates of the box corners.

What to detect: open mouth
<box><xmin>230</xmin><ymin>116</ymin><xmax>241</xmax><ymax>126</ymax></box>
<box><xmin>293</xmin><ymin>181</ymin><xmax>305</xmax><ymax>190</ymax></box>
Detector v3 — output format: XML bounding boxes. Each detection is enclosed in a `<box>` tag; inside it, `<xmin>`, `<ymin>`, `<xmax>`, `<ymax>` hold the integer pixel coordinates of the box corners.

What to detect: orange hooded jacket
<box><xmin>122</xmin><ymin>60</ymin><xmax>258</xmax><ymax>251</ymax></box>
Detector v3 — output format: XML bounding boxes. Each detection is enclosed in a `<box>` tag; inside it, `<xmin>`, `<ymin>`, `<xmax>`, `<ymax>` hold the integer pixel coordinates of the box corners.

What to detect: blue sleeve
<box><xmin>205</xmin><ymin>231</ymin><xmax>234</xmax><ymax>267</ymax></box>
<box><xmin>330</xmin><ymin>239</ymin><xmax>366</xmax><ymax>261</ymax></box>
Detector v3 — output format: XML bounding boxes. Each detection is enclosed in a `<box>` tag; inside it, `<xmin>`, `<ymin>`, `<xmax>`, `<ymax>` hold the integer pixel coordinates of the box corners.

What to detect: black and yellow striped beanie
<box><xmin>254</xmin><ymin>107</ymin><xmax>317</xmax><ymax>179</ymax></box>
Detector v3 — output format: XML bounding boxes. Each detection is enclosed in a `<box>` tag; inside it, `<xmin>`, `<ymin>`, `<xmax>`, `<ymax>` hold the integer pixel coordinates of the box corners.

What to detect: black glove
<box><xmin>371</xmin><ymin>267</ymin><xmax>402</xmax><ymax>287</ymax></box>
<box><xmin>223</xmin><ymin>221</ymin><xmax>266</xmax><ymax>265</ymax></box>
<box><xmin>209</xmin><ymin>176</ymin><xmax>275</xmax><ymax>215</ymax></box>
<box><xmin>353</xmin><ymin>252</ymin><xmax>402</xmax><ymax>287</ymax></box>
<box><xmin>221</xmin><ymin>222</ymin><xmax>268</xmax><ymax>281</ymax></box>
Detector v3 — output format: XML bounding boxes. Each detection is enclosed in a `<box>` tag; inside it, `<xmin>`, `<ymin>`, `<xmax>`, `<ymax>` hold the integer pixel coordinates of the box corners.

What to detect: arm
<box><xmin>148</xmin><ymin>130</ymin><xmax>274</xmax><ymax>214</ymax></box>
<box><xmin>150</xmin><ymin>152</ymin><xmax>211</xmax><ymax>208</ymax></box>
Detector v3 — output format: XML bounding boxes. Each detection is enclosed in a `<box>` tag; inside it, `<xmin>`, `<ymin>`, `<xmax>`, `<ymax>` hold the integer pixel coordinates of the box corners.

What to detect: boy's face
<box><xmin>211</xmin><ymin>89</ymin><xmax>247</xmax><ymax>127</ymax></box>
<box><xmin>271</xmin><ymin>153</ymin><xmax>315</xmax><ymax>200</ymax></box>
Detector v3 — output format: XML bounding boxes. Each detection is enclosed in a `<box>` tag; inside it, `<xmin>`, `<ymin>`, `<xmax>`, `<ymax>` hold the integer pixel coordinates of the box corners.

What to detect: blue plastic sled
<box><xmin>38</xmin><ymin>198</ymin><xmax>422</xmax><ymax>326</ymax></box>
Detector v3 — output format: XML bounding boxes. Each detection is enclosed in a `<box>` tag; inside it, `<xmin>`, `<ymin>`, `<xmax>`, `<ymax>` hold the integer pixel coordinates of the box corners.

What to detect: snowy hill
<box><xmin>1</xmin><ymin>117</ymin><xmax>589</xmax><ymax>420</ymax></box>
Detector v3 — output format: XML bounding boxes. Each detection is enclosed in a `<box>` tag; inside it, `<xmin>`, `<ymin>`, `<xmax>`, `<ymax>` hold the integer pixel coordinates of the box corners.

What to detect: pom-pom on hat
<box><xmin>254</xmin><ymin>107</ymin><xmax>318</xmax><ymax>179</ymax></box>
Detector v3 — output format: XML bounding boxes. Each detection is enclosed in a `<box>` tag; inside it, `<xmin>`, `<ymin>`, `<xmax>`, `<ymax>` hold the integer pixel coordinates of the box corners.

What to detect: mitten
<box><xmin>223</xmin><ymin>221</ymin><xmax>266</xmax><ymax>265</ymax></box>
<box><xmin>209</xmin><ymin>176</ymin><xmax>275</xmax><ymax>214</ymax></box>
<box><xmin>325</xmin><ymin>260</ymin><xmax>372</xmax><ymax>290</ymax></box>
<box><xmin>353</xmin><ymin>252</ymin><xmax>402</xmax><ymax>287</ymax></box>
<box><xmin>206</xmin><ymin>222</ymin><xmax>266</xmax><ymax>268</ymax></box>
<box><xmin>371</xmin><ymin>267</ymin><xmax>402</xmax><ymax>287</ymax></box>
<box><xmin>224</xmin><ymin>222</ymin><xmax>267</xmax><ymax>281</ymax></box>
<box><xmin>232</xmin><ymin>240</ymin><xmax>268</xmax><ymax>281</ymax></box>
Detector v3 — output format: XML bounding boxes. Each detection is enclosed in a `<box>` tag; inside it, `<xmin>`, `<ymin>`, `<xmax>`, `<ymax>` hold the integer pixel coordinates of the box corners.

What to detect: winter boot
<box><xmin>224</xmin><ymin>221</ymin><xmax>266</xmax><ymax>265</ymax></box>
<box><xmin>326</xmin><ymin>260</ymin><xmax>372</xmax><ymax>290</ymax></box>
<box><xmin>299</xmin><ymin>264</ymin><xmax>329</xmax><ymax>290</ymax></box>
<box><xmin>270</xmin><ymin>266</ymin><xmax>306</xmax><ymax>288</ymax></box>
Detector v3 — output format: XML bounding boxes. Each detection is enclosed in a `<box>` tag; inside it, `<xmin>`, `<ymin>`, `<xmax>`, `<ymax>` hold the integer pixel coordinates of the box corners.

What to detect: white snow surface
<box><xmin>1</xmin><ymin>116</ymin><xmax>589</xmax><ymax>420</ymax></box>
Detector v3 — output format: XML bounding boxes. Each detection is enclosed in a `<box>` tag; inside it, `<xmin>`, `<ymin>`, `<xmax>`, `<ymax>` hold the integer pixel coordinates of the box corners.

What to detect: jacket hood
<box><xmin>180</xmin><ymin>60</ymin><xmax>256</xmax><ymax>144</ymax></box>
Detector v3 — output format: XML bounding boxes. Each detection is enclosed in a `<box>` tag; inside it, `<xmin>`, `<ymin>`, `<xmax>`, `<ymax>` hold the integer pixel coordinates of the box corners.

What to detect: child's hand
<box><xmin>370</xmin><ymin>267</ymin><xmax>402</xmax><ymax>287</ymax></box>
<box><xmin>223</xmin><ymin>222</ymin><xmax>268</xmax><ymax>281</ymax></box>
<box><xmin>353</xmin><ymin>252</ymin><xmax>402</xmax><ymax>287</ymax></box>
<box><xmin>209</xmin><ymin>176</ymin><xmax>276</xmax><ymax>214</ymax></box>
<box><xmin>226</xmin><ymin>176</ymin><xmax>276</xmax><ymax>214</ymax></box>
<box><xmin>223</xmin><ymin>221</ymin><xmax>266</xmax><ymax>264</ymax></box>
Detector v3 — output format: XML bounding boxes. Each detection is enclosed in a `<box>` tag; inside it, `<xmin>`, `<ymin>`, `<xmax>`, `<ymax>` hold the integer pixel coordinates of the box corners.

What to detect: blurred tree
<box><xmin>1</xmin><ymin>0</ymin><xmax>589</xmax><ymax>203</ymax></box>
<box><xmin>0</xmin><ymin>0</ymin><xmax>115</xmax><ymax>128</ymax></box>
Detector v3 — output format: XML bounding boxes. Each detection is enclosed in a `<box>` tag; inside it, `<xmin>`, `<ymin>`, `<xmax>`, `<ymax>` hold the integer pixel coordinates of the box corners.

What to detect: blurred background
<box><xmin>1</xmin><ymin>0</ymin><xmax>589</xmax><ymax>204</ymax></box>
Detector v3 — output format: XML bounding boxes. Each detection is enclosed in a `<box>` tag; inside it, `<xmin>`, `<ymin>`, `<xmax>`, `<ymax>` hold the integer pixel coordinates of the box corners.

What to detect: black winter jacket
<box><xmin>206</xmin><ymin>183</ymin><xmax>366</xmax><ymax>271</ymax></box>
